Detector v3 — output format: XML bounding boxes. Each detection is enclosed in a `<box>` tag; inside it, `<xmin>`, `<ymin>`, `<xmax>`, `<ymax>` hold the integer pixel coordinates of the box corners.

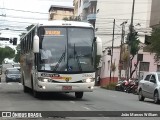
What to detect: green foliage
<box><xmin>147</xmin><ymin>27</ymin><xmax>160</xmax><ymax>61</ymax></box>
<box><xmin>62</xmin><ymin>16</ymin><xmax>81</xmax><ymax>21</ymax></box>
<box><xmin>14</xmin><ymin>44</ymin><xmax>20</xmax><ymax>63</ymax></box>
<box><xmin>102</xmin><ymin>83</ymin><xmax>117</xmax><ymax>90</ymax></box>
<box><xmin>0</xmin><ymin>46</ymin><xmax>15</xmax><ymax>64</ymax></box>
<box><xmin>126</xmin><ymin>27</ymin><xmax>140</xmax><ymax>78</ymax></box>
<box><xmin>63</xmin><ymin>17</ymin><xmax>69</xmax><ymax>21</ymax></box>
<box><xmin>127</xmin><ymin>28</ymin><xmax>140</xmax><ymax>58</ymax></box>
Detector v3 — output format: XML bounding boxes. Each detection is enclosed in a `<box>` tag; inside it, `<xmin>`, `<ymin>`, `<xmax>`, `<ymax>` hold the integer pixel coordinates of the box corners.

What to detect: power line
<box><xmin>0</xmin><ymin>7</ymin><xmax>48</xmax><ymax>14</ymax></box>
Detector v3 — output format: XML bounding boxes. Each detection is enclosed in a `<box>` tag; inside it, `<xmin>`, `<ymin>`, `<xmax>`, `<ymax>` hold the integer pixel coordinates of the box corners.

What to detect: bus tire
<box><xmin>31</xmin><ymin>76</ymin><xmax>40</xmax><ymax>98</ymax></box>
<box><xmin>33</xmin><ymin>90</ymin><xmax>40</xmax><ymax>98</ymax></box>
<box><xmin>23</xmin><ymin>86</ymin><xmax>29</xmax><ymax>93</ymax></box>
<box><xmin>22</xmin><ymin>76</ymin><xmax>29</xmax><ymax>93</ymax></box>
<box><xmin>75</xmin><ymin>92</ymin><xmax>83</xmax><ymax>99</ymax></box>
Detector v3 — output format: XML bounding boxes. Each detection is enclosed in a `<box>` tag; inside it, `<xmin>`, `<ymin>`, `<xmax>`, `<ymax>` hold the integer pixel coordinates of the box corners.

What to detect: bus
<box><xmin>20</xmin><ymin>20</ymin><xmax>102</xmax><ymax>98</ymax></box>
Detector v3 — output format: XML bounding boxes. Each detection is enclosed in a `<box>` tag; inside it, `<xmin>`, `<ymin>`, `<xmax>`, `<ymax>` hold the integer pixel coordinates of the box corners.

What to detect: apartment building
<box><xmin>49</xmin><ymin>5</ymin><xmax>74</xmax><ymax>20</ymax></box>
<box><xmin>74</xmin><ymin>0</ymin><xmax>151</xmax><ymax>48</ymax></box>
<box><xmin>96</xmin><ymin>0</ymin><xmax>152</xmax><ymax>48</ymax></box>
<box><xmin>150</xmin><ymin>0</ymin><xmax>160</xmax><ymax>27</ymax></box>
<box><xmin>73</xmin><ymin>0</ymin><xmax>97</xmax><ymax>26</ymax></box>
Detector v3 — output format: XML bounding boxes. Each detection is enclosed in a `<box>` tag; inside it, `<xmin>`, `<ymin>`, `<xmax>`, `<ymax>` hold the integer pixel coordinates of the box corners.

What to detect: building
<box><xmin>95</xmin><ymin>0</ymin><xmax>152</xmax><ymax>48</ymax></box>
<box><xmin>73</xmin><ymin>0</ymin><xmax>97</xmax><ymax>26</ymax></box>
<box><xmin>49</xmin><ymin>5</ymin><xmax>74</xmax><ymax>20</ymax></box>
<box><xmin>100</xmin><ymin>46</ymin><xmax>160</xmax><ymax>86</ymax></box>
<box><xmin>150</xmin><ymin>0</ymin><xmax>160</xmax><ymax>27</ymax></box>
<box><xmin>73</xmin><ymin>0</ymin><xmax>83</xmax><ymax>16</ymax></box>
<box><xmin>82</xmin><ymin>0</ymin><xmax>97</xmax><ymax>27</ymax></box>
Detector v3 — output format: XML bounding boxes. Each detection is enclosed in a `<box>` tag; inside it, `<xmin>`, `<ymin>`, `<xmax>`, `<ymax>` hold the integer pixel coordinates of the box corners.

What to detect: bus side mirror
<box><xmin>33</xmin><ymin>35</ymin><xmax>39</xmax><ymax>53</ymax></box>
<box><xmin>95</xmin><ymin>37</ymin><xmax>102</xmax><ymax>56</ymax></box>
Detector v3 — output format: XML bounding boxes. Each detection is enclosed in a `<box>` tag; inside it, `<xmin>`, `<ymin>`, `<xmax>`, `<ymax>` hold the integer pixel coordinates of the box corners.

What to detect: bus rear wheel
<box><xmin>75</xmin><ymin>92</ymin><xmax>83</xmax><ymax>99</ymax></box>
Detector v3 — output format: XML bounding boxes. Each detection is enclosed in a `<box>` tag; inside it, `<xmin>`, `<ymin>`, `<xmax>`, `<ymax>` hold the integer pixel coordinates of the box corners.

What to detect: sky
<box><xmin>0</xmin><ymin>0</ymin><xmax>73</xmax><ymax>38</ymax></box>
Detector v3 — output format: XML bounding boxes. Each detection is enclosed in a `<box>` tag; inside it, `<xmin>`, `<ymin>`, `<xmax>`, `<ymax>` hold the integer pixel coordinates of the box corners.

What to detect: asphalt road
<box><xmin>0</xmin><ymin>64</ymin><xmax>160</xmax><ymax>120</ymax></box>
<box><xmin>0</xmin><ymin>82</ymin><xmax>160</xmax><ymax>120</ymax></box>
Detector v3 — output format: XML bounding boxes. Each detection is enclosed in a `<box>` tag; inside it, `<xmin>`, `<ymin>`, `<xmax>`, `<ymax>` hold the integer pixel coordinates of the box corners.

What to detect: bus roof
<box><xmin>37</xmin><ymin>20</ymin><xmax>94</xmax><ymax>28</ymax></box>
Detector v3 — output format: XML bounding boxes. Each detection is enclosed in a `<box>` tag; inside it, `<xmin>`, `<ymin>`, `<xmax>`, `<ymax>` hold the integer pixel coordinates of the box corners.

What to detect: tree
<box><xmin>0</xmin><ymin>46</ymin><xmax>15</xmax><ymax>64</ymax></box>
<box><xmin>126</xmin><ymin>27</ymin><xmax>140</xmax><ymax>78</ymax></box>
<box><xmin>111</xmin><ymin>60</ymin><xmax>116</xmax><ymax>80</ymax></box>
<box><xmin>62</xmin><ymin>16</ymin><xmax>81</xmax><ymax>21</ymax></box>
<box><xmin>14</xmin><ymin>44</ymin><xmax>20</xmax><ymax>63</ymax></box>
<box><xmin>147</xmin><ymin>27</ymin><xmax>160</xmax><ymax>61</ymax></box>
<box><xmin>63</xmin><ymin>17</ymin><xmax>69</xmax><ymax>21</ymax></box>
<box><xmin>95</xmin><ymin>55</ymin><xmax>101</xmax><ymax>69</ymax></box>
<box><xmin>121</xmin><ymin>47</ymin><xmax>129</xmax><ymax>78</ymax></box>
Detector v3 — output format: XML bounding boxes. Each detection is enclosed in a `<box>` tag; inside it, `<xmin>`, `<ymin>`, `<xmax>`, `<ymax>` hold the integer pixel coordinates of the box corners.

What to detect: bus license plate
<box><xmin>62</xmin><ymin>86</ymin><xmax>72</xmax><ymax>90</ymax></box>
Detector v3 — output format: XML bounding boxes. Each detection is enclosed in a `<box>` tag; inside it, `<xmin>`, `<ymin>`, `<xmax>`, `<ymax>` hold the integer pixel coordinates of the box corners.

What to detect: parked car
<box><xmin>138</xmin><ymin>72</ymin><xmax>160</xmax><ymax>104</ymax></box>
<box><xmin>5</xmin><ymin>68</ymin><xmax>21</xmax><ymax>83</ymax></box>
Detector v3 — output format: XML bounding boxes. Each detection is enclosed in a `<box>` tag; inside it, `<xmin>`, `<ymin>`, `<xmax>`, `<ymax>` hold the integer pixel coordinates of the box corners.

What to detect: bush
<box><xmin>102</xmin><ymin>83</ymin><xmax>117</xmax><ymax>90</ymax></box>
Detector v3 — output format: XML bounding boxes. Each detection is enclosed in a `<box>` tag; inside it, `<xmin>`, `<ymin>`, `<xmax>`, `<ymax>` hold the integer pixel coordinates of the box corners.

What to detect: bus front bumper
<box><xmin>35</xmin><ymin>82</ymin><xmax>95</xmax><ymax>92</ymax></box>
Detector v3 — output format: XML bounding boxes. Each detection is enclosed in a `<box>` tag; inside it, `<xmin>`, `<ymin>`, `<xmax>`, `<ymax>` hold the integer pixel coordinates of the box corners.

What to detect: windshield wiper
<box><xmin>54</xmin><ymin>47</ymin><xmax>66</xmax><ymax>71</ymax></box>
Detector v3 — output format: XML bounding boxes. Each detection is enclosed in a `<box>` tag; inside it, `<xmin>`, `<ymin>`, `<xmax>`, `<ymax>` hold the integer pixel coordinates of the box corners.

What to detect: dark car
<box><xmin>5</xmin><ymin>68</ymin><xmax>21</xmax><ymax>83</ymax></box>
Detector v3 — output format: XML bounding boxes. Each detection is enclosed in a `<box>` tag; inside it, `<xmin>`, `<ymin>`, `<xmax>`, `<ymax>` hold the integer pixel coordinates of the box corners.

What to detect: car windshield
<box><xmin>38</xmin><ymin>27</ymin><xmax>95</xmax><ymax>73</ymax></box>
<box><xmin>8</xmin><ymin>70</ymin><xmax>20</xmax><ymax>74</ymax></box>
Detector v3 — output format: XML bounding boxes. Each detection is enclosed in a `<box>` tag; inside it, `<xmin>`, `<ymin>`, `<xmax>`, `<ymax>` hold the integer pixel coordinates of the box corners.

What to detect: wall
<box><xmin>100</xmin><ymin>47</ymin><xmax>158</xmax><ymax>86</ymax></box>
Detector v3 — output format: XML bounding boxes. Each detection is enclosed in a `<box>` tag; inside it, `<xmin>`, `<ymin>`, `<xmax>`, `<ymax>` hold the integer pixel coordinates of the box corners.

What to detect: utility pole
<box><xmin>127</xmin><ymin>0</ymin><xmax>135</xmax><ymax>81</ymax></box>
<box><xmin>110</xmin><ymin>19</ymin><xmax>115</xmax><ymax>83</ymax></box>
<box><xmin>119</xmin><ymin>21</ymin><xmax>127</xmax><ymax>80</ymax></box>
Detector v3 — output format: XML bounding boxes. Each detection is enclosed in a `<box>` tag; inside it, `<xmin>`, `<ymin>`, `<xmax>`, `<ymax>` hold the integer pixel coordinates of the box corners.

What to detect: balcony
<box><xmin>87</xmin><ymin>13</ymin><xmax>96</xmax><ymax>20</ymax></box>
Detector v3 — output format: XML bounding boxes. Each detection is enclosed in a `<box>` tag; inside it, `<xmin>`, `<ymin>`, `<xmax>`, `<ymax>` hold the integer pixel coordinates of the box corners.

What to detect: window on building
<box><xmin>139</xmin><ymin>62</ymin><xmax>150</xmax><ymax>71</ymax></box>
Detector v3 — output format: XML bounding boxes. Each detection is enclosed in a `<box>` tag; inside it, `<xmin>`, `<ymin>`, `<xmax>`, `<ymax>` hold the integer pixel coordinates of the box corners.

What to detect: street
<box><xmin>0</xmin><ymin>64</ymin><xmax>160</xmax><ymax>120</ymax></box>
<box><xmin>0</xmin><ymin>82</ymin><xmax>160</xmax><ymax>120</ymax></box>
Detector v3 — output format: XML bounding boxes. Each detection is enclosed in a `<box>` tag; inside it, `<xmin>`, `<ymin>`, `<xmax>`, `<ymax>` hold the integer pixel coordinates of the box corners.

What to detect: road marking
<box><xmin>7</xmin><ymin>83</ymin><xmax>12</xmax><ymax>85</ymax></box>
<box><xmin>70</xmin><ymin>101</ymin><xmax>75</xmax><ymax>104</ymax></box>
<box><xmin>81</xmin><ymin>106</ymin><xmax>91</xmax><ymax>110</ymax></box>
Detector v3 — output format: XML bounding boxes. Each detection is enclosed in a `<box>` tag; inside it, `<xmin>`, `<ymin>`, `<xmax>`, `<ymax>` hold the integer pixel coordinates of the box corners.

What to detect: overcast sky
<box><xmin>0</xmin><ymin>0</ymin><xmax>73</xmax><ymax>38</ymax></box>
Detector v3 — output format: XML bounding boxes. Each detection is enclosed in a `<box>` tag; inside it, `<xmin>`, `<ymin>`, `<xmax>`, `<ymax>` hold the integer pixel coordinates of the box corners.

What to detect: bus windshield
<box><xmin>38</xmin><ymin>27</ymin><xmax>95</xmax><ymax>73</ymax></box>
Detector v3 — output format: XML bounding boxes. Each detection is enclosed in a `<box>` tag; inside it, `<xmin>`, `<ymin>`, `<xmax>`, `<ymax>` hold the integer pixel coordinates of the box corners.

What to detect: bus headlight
<box><xmin>38</xmin><ymin>77</ymin><xmax>50</xmax><ymax>82</ymax></box>
<box><xmin>82</xmin><ymin>78</ymin><xmax>94</xmax><ymax>83</ymax></box>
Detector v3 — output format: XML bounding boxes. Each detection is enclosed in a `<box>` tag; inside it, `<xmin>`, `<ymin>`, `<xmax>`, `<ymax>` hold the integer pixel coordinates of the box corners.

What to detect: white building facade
<box><xmin>95</xmin><ymin>0</ymin><xmax>152</xmax><ymax>48</ymax></box>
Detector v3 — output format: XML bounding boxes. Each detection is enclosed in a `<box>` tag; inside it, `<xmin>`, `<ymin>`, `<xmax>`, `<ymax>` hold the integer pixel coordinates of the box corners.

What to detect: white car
<box><xmin>13</xmin><ymin>63</ymin><xmax>20</xmax><ymax>70</ymax></box>
<box><xmin>138</xmin><ymin>72</ymin><xmax>160</xmax><ymax>104</ymax></box>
